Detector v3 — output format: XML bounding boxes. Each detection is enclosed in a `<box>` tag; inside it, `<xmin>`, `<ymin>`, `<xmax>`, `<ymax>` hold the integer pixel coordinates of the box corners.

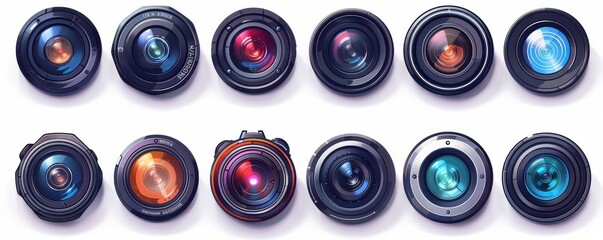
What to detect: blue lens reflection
<box><xmin>523</xmin><ymin>27</ymin><xmax>571</xmax><ymax>75</ymax></box>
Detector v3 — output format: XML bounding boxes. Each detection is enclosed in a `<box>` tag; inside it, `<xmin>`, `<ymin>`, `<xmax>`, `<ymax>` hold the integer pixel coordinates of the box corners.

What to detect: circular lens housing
<box><xmin>16</xmin><ymin>7</ymin><xmax>101</xmax><ymax>95</ymax></box>
<box><xmin>115</xmin><ymin>135</ymin><xmax>198</xmax><ymax>221</ymax></box>
<box><xmin>404</xmin><ymin>132</ymin><xmax>492</xmax><ymax>223</ymax></box>
<box><xmin>112</xmin><ymin>6</ymin><xmax>200</xmax><ymax>95</ymax></box>
<box><xmin>310</xmin><ymin>9</ymin><xmax>393</xmax><ymax>95</ymax></box>
<box><xmin>307</xmin><ymin>134</ymin><xmax>395</xmax><ymax>224</ymax></box>
<box><xmin>504</xmin><ymin>8</ymin><xmax>589</xmax><ymax>94</ymax></box>
<box><xmin>15</xmin><ymin>133</ymin><xmax>102</xmax><ymax>222</ymax></box>
<box><xmin>404</xmin><ymin>6</ymin><xmax>493</xmax><ymax>96</ymax></box>
<box><xmin>212</xmin><ymin>8</ymin><xmax>296</xmax><ymax>94</ymax></box>
<box><xmin>503</xmin><ymin>133</ymin><xmax>590</xmax><ymax>223</ymax></box>
<box><xmin>211</xmin><ymin>131</ymin><xmax>296</xmax><ymax>222</ymax></box>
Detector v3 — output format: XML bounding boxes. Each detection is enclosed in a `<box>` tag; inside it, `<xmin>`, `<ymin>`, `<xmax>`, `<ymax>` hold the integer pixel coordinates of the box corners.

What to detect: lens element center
<box><xmin>45</xmin><ymin>36</ymin><xmax>73</xmax><ymax>65</ymax></box>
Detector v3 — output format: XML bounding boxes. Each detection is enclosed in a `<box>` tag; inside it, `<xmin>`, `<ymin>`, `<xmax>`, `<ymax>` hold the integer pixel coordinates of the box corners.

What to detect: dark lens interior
<box><xmin>333</xmin><ymin>160</ymin><xmax>371</xmax><ymax>200</ymax></box>
<box><xmin>230</xmin><ymin>27</ymin><xmax>277</xmax><ymax>73</ymax></box>
<box><xmin>35</xmin><ymin>154</ymin><xmax>82</xmax><ymax>201</ymax></box>
<box><xmin>320</xmin><ymin>146</ymin><xmax>381</xmax><ymax>208</ymax></box>
<box><xmin>426</xmin><ymin>27</ymin><xmax>472</xmax><ymax>74</ymax></box>
<box><xmin>330</xmin><ymin>28</ymin><xmax>372</xmax><ymax>73</ymax></box>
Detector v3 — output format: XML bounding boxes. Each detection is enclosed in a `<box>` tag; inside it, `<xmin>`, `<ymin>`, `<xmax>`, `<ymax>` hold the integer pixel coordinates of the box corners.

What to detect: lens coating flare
<box><xmin>523</xmin><ymin>27</ymin><xmax>571</xmax><ymax>75</ymax></box>
<box><xmin>427</xmin><ymin>28</ymin><xmax>472</xmax><ymax>74</ymax></box>
<box><xmin>129</xmin><ymin>150</ymin><xmax>184</xmax><ymax>205</ymax></box>
<box><xmin>331</xmin><ymin>29</ymin><xmax>371</xmax><ymax>73</ymax></box>
<box><xmin>35</xmin><ymin>26</ymin><xmax>85</xmax><ymax>75</ymax></box>
<box><xmin>144</xmin><ymin>37</ymin><xmax>169</xmax><ymax>63</ymax></box>
<box><xmin>426</xmin><ymin>155</ymin><xmax>470</xmax><ymax>200</ymax></box>
<box><xmin>231</xmin><ymin>27</ymin><xmax>276</xmax><ymax>73</ymax></box>
<box><xmin>524</xmin><ymin>154</ymin><xmax>569</xmax><ymax>201</ymax></box>
<box><xmin>45</xmin><ymin>36</ymin><xmax>73</xmax><ymax>65</ymax></box>
<box><xmin>232</xmin><ymin>159</ymin><xmax>275</xmax><ymax>201</ymax></box>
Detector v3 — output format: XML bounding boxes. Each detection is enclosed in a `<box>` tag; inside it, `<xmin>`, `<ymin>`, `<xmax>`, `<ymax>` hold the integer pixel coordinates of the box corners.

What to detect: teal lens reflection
<box><xmin>426</xmin><ymin>155</ymin><xmax>470</xmax><ymax>200</ymax></box>
<box><xmin>524</xmin><ymin>154</ymin><xmax>569</xmax><ymax>201</ymax></box>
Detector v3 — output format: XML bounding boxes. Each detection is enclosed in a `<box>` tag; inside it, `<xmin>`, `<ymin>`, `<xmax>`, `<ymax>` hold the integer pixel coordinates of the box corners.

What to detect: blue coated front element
<box><xmin>338</xmin><ymin>161</ymin><xmax>369</xmax><ymax>196</ymax></box>
<box><xmin>523</xmin><ymin>27</ymin><xmax>571</xmax><ymax>75</ymax></box>
<box><xmin>524</xmin><ymin>154</ymin><xmax>569</xmax><ymax>201</ymax></box>
<box><xmin>426</xmin><ymin>155</ymin><xmax>470</xmax><ymax>201</ymax></box>
<box><xmin>35</xmin><ymin>154</ymin><xmax>82</xmax><ymax>201</ymax></box>
<box><xmin>34</xmin><ymin>25</ymin><xmax>84</xmax><ymax>75</ymax></box>
<box><xmin>136</xmin><ymin>29</ymin><xmax>179</xmax><ymax>73</ymax></box>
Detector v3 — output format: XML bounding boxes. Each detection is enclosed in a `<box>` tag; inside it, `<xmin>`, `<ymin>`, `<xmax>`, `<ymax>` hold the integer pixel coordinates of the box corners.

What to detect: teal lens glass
<box><xmin>524</xmin><ymin>154</ymin><xmax>569</xmax><ymax>201</ymax></box>
<box><xmin>426</xmin><ymin>155</ymin><xmax>470</xmax><ymax>200</ymax></box>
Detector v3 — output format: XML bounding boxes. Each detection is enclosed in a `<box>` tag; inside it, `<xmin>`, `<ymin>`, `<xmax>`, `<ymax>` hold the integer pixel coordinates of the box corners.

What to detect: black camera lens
<box><xmin>404</xmin><ymin>6</ymin><xmax>493</xmax><ymax>96</ymax></box>
<box><xmin>404</xmin><ymin>132</ymin><xmax>492</xmax><ymax>223</ymax></box>
<box><xmin>504</xmin><ymin>9</ymin><xmax>589</xmax><ymax>95</ymax></box>
<box><xmin>16</xmin><ymin>7</ymin><xmax>101</xmax><ymax>95</ymax></box>
<box><xmin>112</xmin><ymin>6</ymin><xmax>200</xmax><ymax>95</ymax></box>
<box><xmin>15</xmin><ymin>133</ymin><xmax>102</xmax><ymax>222</ymax></box>
<box><xmin>114</xmin><ymin>135</ymin><xmax>199</xmax><ymax>221</ymax></box>
<box><xmin>310</xmin><ymin>9</ymin><xmax>393</xmax><ymax>95</ymax></box>
<box><xmin>211</xmin><ymin>131</ymin><xmax>296</xmax><ymax>222</ymax></box>
<box><xmin>212</xmin><ymin>8</ymin><xmax>296</xmax><ymax>94</ymax></box>
<box><xmin>503</xmin><ymin>133</ymin><xmax>590</xmax><ymax>223</ymax></box>
<box><xmin>307</xmin><ymin>134</ymin><xmax>395</xmax><ymax>224</ymax></box>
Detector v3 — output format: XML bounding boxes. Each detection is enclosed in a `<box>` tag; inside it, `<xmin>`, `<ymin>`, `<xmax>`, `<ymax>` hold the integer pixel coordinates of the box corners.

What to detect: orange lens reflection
<box><xmin>45</xmin><ymin>36</ymin><xmax>73</xmax><ymax>65</ymax></box>
<box><xmin>129</xmin><ymin>150</ymin><xmax>183</xmax><ymax>205</ymax></box>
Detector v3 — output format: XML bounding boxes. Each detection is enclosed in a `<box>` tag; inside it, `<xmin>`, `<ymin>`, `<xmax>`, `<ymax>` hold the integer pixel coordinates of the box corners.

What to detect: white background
<box><xmin>1</xmin><ymin>0</ymin><xmax>600</xmax><ymax>239</ymax></box>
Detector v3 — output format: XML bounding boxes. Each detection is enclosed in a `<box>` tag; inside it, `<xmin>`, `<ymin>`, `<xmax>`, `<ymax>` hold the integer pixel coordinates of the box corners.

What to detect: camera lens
<box><xmin>15</xmin><ymin>133</ymin><xmax>102</xmax><ymax>222</ymax></box>
<box><xmin>115</xmin><ymin>135</ymin><xmax>198</xmax><ymax>221</ymax></box>
<box><xmin>504</xmin><ymin>9</ymin><xmax>589</xmax><ymax>94</ymax></box>
<box><xmin>404</xmin><ymin>6</ymin><xmax>493</xmax><ymax>95</ymax></box>
<box><xmin>404</xmin><ymin>132</ymin><xmax>492</xmax><ymax>223</ymax></box>
<box><xmin>307</xmin><ymin>134</ymin><xmax>395</xmax><ymax>224</ymax></box>
<box><xmin>503</xmin><ymin>133</ymin><xmax>590</xmax><ymax>223</ymax></box>
<box><xmin>112</xmin><ymin>6</ymin><xmax>200</xmax><ymax>95</ymax></box>
<box><xmin>212</xmin><ymin>8</ymin><xmax>296</xmax><ymax>94</ymax></box>
<box><xmin>310</xmin><ymin>9</ymin><xmax>393</xmax><ymax>95</ymax></box>
<box><xmin>16</xmin><ymin>7</ymin><xmax>101</xmax><ymax>95</ymax></box>
<box><xmin>211</xmin><ymin>131</ymin><xmax>296</xmax><ymax>222</ymax></box>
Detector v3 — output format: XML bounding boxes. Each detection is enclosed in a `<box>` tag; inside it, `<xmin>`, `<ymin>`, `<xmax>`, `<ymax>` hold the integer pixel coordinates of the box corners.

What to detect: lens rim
<box><xmin>404</xmin><ymin>132</ymin><xmax>492</xmax><ymax>223</ymax></box>
<box><xmin>212</xmin><ymin>8</ymin><xmax>296</xmax><ymax>94</ymax></box>
<box><xmin>503</xmin><ymin>133</ymin><xmax>591</xmax><ymax>223</ymax></box>
<box><xmin>404</xmin><ymin>5</ymin><xmax>493</xmax><ymax>96</ymax></box>
<box><xmin>504</xmin><ymin>8</ymin><xmax>589</xmax><ymax>95</ymax></box>
<box><xmin>112</xmin><ymin>6</ymin><xmax>200</xmax><ymax>95</ymax></box>
<box><xmin>307</xmin><ymin>133</ymin><xmax>395</xmax><ymax>224</ymax></box>
<box><xmin>115</xmin><ymin>135</ymin><xmax>199</xmax><ymax>221</ymax></box>
<box><xmin>16</xmin><ymin>7</ymin><xmax>101</xmax><ymax>95</ymax></box>
<box><xmin>310</xmin><ymin>9</ymin><xmax>393</xmax><ymax>95</ymax></box>
<box><xmin>211</xmin><ymin>131</ymin><xmax>296</xmax><ymax>222</ymax></box>
<box><xmin>15</xmin><ymin>133</ymin><xmax>102</xmax><ymax>222</ymax></box>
